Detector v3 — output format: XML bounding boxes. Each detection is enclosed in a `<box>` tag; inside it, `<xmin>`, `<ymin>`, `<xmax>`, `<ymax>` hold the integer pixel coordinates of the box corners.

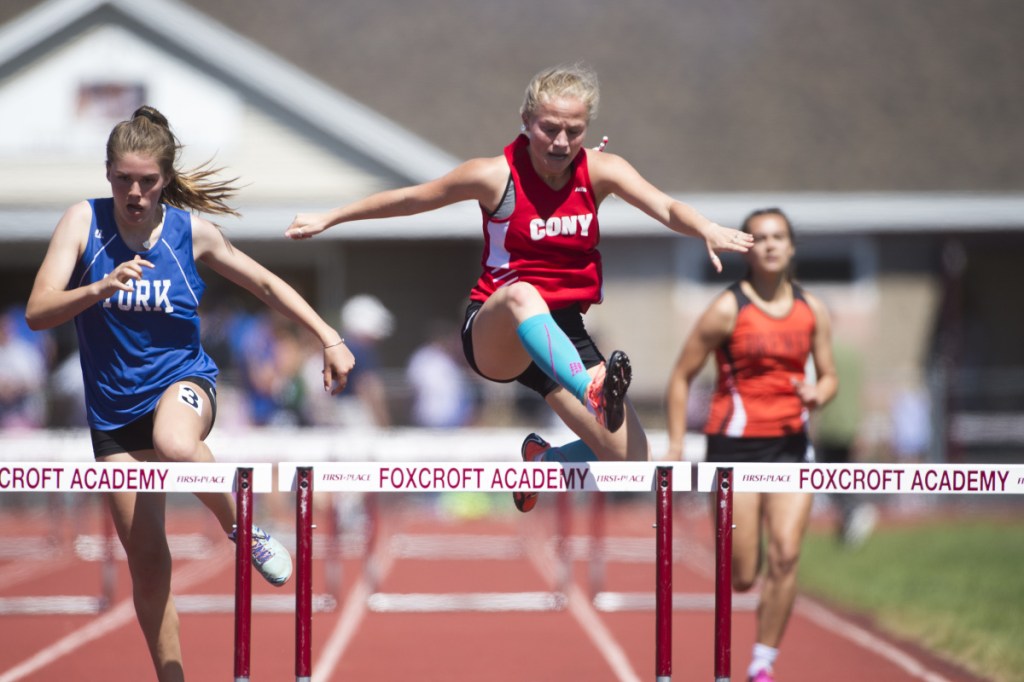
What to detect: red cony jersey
<box><xmin>469</xmin><ymin>135</ymin><xmax>602</xmax><ymax>310</ymax></box>
<box><xmin>705</xmin><ymin>282</ymin><xmax>816</xmax><ymax>438</ymax></box>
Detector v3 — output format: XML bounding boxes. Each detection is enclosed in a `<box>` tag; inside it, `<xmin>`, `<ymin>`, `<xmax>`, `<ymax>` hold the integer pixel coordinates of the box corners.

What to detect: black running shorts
<box><xmin>91</xmin><ymin>376</ymin><xmax>217</xmax><ymax>458</ymax></box>
<box><xmin>704</xmin><ymin>432</ymin><xmax>813</xmax><ymax>464</ymax></box>
<box><xmin>461</xmin><ymin>300</ymin><xmax>604</xmax><ymax>397</ymax></box>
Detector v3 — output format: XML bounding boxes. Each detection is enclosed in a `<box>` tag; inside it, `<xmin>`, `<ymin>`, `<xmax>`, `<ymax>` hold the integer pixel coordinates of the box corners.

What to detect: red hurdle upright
<box><xmin>655</xmin><ymin>465</ymin><xmax>673</xmax><ymax>682</ymax></box>
<box><xmin>714</xmin><ymin>467</ymin><xmax>733</xmax><ymax>682</ymax></box>
<box><xmin>588</xmin><ymin>491</ymin><xmax>606</xmax><ymax>598</ymax></box>
<box><xmin>234</xmin><ymin>467</ymin><xmax>254</xmax><ymax>682</ymax></box>
<box><xmin>296</xmin><ymin>466</ymin><xmax>314</xmax><ymax>682</ymax></box>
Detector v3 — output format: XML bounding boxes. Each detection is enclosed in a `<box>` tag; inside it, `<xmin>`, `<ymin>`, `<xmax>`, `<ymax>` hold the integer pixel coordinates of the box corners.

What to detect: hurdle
<box><xmin>0</xmin><ymin>461</ymin><xmax>273</xmax><ymax>681</ymax></box>
<box><xmin>279</xmin><ymin>460</ymin><xmax>692</xmax><ymax>681</ymax></box>
<box><xmin>697</xmin><ymin>461</ymin><xmax>1024</xmax><ymax>682</ymax></box>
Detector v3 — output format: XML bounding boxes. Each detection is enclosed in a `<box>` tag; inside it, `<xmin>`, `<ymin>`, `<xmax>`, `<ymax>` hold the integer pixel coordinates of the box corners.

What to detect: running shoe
<box><xmin>585</xmin><ymin>350</ymin><xmax>632</xmax><ymax>433</ymax></box>
<box><xmin>229</xmin><ymin>525</ymin><xmax>293</xmax><ymax>587</ymax></box>
<box><xmin>513</xmin><ymin>432</ymin><xmax>550</xmax><ymax>513</ymax></box>
<box><xmin>748</xmin><ymin>669</ymin><xmax>775</xmax><ymax>682</ymax></box>
<box><xmin>842</xmin><ymin>503</ymin><xmax>879</xmax><ymax>547</ymax></box>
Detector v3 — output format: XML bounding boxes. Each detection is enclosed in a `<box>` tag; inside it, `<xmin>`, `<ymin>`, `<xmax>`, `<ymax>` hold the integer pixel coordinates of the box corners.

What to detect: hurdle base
<box><xmin>592</xmin><ymin>591</ymin><xmax>758</xmax><ymax>612</ymax></box>
<box><xmin>0</xmin><ymin>596</ymin><xmax>107</xmax><ymax>615</ymax></box>
<box><xmin>176</xmin><ymin>593</ymin><xmax>337</xmax><ymax>613</ymax></box>
<box><xmin>366</xmin><ymin>591</ymin><xmax>567</xmax><ymax>613</ymax></box>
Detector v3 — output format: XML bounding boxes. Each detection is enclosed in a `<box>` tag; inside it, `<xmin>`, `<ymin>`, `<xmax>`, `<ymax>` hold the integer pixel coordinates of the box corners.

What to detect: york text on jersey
<box><xmin>102</xmin><ymin>277</ymin><xmax>175</xmax><ymax>313</ymax></box>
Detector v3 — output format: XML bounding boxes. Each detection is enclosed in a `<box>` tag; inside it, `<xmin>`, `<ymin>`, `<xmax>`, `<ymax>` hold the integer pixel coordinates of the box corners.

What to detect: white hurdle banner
<box><xmin>697</xmin><ymin>462</ymin><xmax>1024</xmax><ymax>494</ymax></box>
<box><xmin>0</xmin><ymin>461</ymin><xmax>274</xmax><ymax>493</ymax></box>
<box><xmin>279</xmin><ymin>460</ymin><xmax>692</xmax><ymax>493</ymax></box>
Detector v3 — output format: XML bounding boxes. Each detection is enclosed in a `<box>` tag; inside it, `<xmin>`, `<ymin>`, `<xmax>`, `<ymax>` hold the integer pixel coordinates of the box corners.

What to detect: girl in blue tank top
<box><xmin>26</xmin><ymin>106</ymin><xmax>355</xmax><ymax>680</ymax></box>
<box><xmin>73</xmin><ymin>197</ymin><xmax>218</xmax><ymax>430</ymax></box>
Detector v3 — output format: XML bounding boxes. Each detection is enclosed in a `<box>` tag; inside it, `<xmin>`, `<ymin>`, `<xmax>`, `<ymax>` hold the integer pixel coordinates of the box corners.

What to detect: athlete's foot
<box><xmin>230</xmin><ymin>525</ymin><xmax>293</xmax><ymax>587</ymax></box>
<box><xmin>513</xmin><ymin>433</ymin><xmax>550</xmax><ymax>513</ymax></box>
<box><xmin>585</xmin><ymin>350</ymin><xmax>632</xmax><ymax>432</ymax></box>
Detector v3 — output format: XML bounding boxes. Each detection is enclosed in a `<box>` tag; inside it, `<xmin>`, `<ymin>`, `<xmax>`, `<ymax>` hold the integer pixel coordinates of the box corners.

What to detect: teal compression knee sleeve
<box><xmin>516</xmin><ymin>314</ymin><xmax>591</xmax><ymax>403</ymax></box>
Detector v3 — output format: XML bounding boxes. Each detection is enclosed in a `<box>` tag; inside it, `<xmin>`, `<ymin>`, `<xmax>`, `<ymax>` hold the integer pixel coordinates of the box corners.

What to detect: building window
<box><xmin>75</xmin><ymin>82</ymin><xmax>146</xmax><ymax>123</ymax></box>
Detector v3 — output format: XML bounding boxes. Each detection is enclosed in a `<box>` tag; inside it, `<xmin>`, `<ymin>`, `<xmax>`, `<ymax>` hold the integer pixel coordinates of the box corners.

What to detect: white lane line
<box><xmin>677</xmin><ymin>522</ymin><xmax>952</xmax><ymax>682</ymax></box>
<box><xmin>525</xmin><ymin>531</ymin><xmax>641</xmax><ymax>682</ymax></box>
<box><xmin>0</xmin><ymin>553</ymin><xmax>71</xmax><ymax>589</ymax></box>
<box><xmin>312</xmin><ymin>546</ymin><xmax>394</xmax><ymax>682</ymax></box>
<box><xmin>796</xmin><ymin>599</ymin><xmax>951</xmax><ymax>682</ymax></box>
<box><xmin>0</xmin><ymin>549</ymin><xmax>229</xmax><ymax>682</ymax></box>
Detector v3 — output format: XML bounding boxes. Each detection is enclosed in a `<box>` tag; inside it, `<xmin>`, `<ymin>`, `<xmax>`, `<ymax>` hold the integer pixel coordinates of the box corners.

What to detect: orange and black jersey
<box><xmin>705</xmin><ymin>281</ymin><xmax>815</xmax><ymax>438</ymax></box>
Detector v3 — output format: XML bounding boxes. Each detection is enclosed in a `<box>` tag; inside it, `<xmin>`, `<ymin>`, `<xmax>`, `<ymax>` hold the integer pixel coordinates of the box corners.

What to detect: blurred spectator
<box><xmin>406</xmin><ymin>319</ymin><xmax>476</xmax><ymax>428</ymax></box>
<box><xmin>342</xmin><ymin>294</ymin><xmax>393</xmax><ymax>427</ymax></box>
<box><xmin>232</xmin><ymin>312</ymin><xmax>277</xmax><ymax>425</ymax></box>
<box><xmin>235</xmin><ymin>314</ymin><xmax>311</xmax><ymax>426</ymax></box>
<box><xmin>890</xmin><ymin>386</ymin><xmax>932</xmax><ymax>462</ymax></box>
<box><xmin>0</xmin><ymin>308</ymin><xmax>49</xmax><ymax>429</ymax></box>
<box><xmin>266</xmin><ymin>318</ymin><xmax>312</xmax><ymax>426</ymax></box>
<box><xmin>5</xmin><ymin>304</ymin><xmax>56</xmax><ymax>367</ymax></box>
<box><xmin>49</xmin><ymin>351</ymin><xmax>88</xmax><ymax>428</ymax></box>
<box><xmin>306</xmin><ymin>294</ymin><xmax>395</xmax><ymax>428</ymax></box>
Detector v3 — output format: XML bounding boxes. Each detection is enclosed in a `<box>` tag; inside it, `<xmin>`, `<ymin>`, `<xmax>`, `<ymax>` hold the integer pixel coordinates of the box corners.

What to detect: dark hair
<box><xmin>106</xmin><ymin>106</ymin><xmax>241</xmax><ymax>216</ymax></box>
<box><xmin>741</xmin><ymin>207</ymin><xmax>797</xmax><ymax>281</ymax></box>
<box><xmin>741</xmin><ymin>207</ymin><xmax>794</xmax><ymax>239</ymax></box>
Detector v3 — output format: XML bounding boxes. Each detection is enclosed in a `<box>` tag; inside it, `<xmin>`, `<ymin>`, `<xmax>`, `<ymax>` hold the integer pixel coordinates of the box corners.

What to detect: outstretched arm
<box><xmin>194</xmin><ymin>217</ymin><xmax>355</xmax><ymax>394</ymax></box>
<box><xmin>285</xmin><ymin>156</ymin><xmax>507</xmax><ymax>240</ymax></box>
<box><xmin>665</xmin><ymin>292</ymin><xmax>736</xmax><ymax>459</ymax></box>
<box><xmin>588</xmin><ymin>151</ymin><xmax>754</xmax><ymax>272</ymax></box>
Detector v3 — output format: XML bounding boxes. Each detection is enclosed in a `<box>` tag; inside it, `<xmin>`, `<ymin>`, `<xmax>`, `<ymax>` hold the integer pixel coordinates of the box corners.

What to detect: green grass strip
<box><xmin>799</xmin><ymin>515</ymin><xmax>1024</xmax><ymax>682</ymax></box>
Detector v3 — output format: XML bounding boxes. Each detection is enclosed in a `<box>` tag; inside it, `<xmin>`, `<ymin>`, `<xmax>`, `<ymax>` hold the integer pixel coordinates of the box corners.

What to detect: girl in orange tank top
<box><xmin>665</xmin><ymin>208</ymin><xmax>839</xmax><ymax>682</ymax></box>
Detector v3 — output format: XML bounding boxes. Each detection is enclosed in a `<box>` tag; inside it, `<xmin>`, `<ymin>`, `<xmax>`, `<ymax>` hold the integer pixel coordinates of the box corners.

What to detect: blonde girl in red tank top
<box><xmin>286</xmin><ymin>64</ymin><xmax>754</xmax><ymax>512</ymax></box>
<box><xmin>665</xmin><ymin>208</ymin><xmax>839</xmax><ymax>682</ymax></box>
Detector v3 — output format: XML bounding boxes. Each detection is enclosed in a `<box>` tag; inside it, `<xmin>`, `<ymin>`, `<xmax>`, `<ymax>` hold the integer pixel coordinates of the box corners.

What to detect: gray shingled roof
<box><xmin>2</xmin><ymin>0</ymin><xmax>1022</xmax><ymax>194</ymax></box>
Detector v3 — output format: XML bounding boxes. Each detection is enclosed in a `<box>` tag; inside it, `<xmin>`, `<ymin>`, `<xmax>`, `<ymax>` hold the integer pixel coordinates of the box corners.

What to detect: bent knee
<box><xmin>503</xmin><ymin>281</ymin><xmax>543</xmax><ymax>310</ymax></box>
<box><xmin>732</xmin><ymin>573</ymin><xmax>758</xmax><ymax>592</ymax></box>
<box><xmin>767</xmin><ymin>546</ymin><xmax>803</xmax><ymax>578</ymax></box>
<box><xmin>731</xmin><ymin>559</ymin><xmax>759</xmax><ymax>592</ymax></box>
<box><xmin>152</xmin><ymin>429</ymin><xmax>200</xmax><ymax>463</ymax></box>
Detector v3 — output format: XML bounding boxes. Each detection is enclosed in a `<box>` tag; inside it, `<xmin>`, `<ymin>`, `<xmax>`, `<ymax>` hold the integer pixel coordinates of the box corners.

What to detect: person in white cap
<box><xmin>338</xmin><ymin>294</ymin><xmax>395</xmax><ymax>427</ymax></box>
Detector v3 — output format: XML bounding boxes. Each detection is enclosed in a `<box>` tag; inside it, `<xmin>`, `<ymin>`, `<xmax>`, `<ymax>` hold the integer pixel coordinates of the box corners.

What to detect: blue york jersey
<box><xmin>72</xmin><ymin>199</ymin><xmax>218</xmax><ymax>430</ymax></box>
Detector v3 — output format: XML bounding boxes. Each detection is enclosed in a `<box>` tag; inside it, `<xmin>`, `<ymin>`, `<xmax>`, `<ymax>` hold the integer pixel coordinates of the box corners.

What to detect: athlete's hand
<box><xmin>791</xmin><ymin>377</ymin><xmax>821</xmax><ymax>410</ymax></box>
<box><xmin>98</xmin><ymin>255</ymin><xmax>153</xmax><ymax>298</ymax></box>
<box><xmin>285</xmin><ymin>213</ymin><xmax>332</xmax><ymax>240</ymax></box>
<box><xmin>322</xmin><ymin>342</ymin><xmax>356</xmax><ymax>395</ymax></box>
<box><xmin>703</xmin><ymin>223</ymin><xmax>754</xmax><ymax>273</ymax></box>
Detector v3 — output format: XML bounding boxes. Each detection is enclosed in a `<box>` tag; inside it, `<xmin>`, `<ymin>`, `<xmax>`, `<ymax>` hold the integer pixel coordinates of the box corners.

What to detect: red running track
<box><xmin>0</xmin><ymin>492</ymin><xmax>987</xmax><ymax>681</ymax></box>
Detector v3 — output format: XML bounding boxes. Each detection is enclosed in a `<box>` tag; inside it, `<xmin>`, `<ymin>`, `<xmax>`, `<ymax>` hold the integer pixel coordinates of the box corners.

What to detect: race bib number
<box><xmin>178</xmin><ymin>384</ymin><xmax>204</xmax><ymax>417</ymax></box>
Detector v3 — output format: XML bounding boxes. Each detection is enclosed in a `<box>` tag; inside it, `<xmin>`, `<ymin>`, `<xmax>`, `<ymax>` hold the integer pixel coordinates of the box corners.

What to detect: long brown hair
<box><xmin>106</xmin><ymin>106</ymin><xmax>241</xmax><ymax>217</ymax></box>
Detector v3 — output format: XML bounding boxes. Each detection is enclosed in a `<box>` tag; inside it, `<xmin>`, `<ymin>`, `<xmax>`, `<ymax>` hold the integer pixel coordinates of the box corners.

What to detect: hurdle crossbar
<box><xmin>280</xmin><ymin>461</ymin><xmax>689</xmax><ymax>682</ymax></box>
<box><xmin>704</xmin><ymin>462</ymin><xmax>1024</xmax><ymax>682</ymax></box>
<box><xmin>0</xmin><ymin>462</ymin><xmax>272</xmax><ymax>681</ymax></box>
<box><xmin>696</xmin><ymin>462</ymin><xmax>1024</xmax><ymax>494</ymax></box>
